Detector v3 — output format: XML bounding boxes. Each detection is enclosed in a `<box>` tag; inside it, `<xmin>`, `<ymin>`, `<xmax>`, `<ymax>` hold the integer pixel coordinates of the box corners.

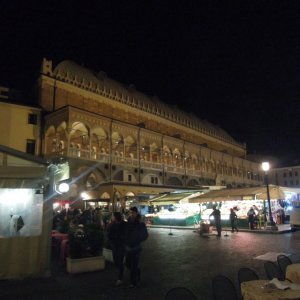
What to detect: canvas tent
<box><xmin>189</xmin><ymin>185</ymin><xmax>285</xmax><ymax>203</ymax></box>
<box><xmin>0</xmin><ymin>145</ymin><xmax>52</xmax><ymax>279</ymax></box>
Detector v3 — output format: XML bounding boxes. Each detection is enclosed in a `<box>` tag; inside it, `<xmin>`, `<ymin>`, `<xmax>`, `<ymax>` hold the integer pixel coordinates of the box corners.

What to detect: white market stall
<box><xmin>0</xmin><ymin>145</ymin><xmax>51</xmax><ymax>279</ymax></box>
<box><xmin>189</xmin><ymin>185</ymin><xmax>288</xmax><ymax>228</ymax></box>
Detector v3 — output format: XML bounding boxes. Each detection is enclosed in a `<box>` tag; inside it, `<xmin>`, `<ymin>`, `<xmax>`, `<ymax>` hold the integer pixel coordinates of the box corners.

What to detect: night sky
<box><xmin>1</xmin><ymin>1</ymin><xmax>300</xmax><ymax>166</ymax></box>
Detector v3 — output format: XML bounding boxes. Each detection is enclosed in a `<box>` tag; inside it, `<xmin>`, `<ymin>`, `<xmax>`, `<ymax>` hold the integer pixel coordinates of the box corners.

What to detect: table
<box><xmin>241</xmin><ymin>280</ymin><xmax>300</xmax><ymax>300</ymax></box>
<box><xmin>286</xmin><ymin>264</ymin><xmax>300</xmax><ymax>284</ymax></box>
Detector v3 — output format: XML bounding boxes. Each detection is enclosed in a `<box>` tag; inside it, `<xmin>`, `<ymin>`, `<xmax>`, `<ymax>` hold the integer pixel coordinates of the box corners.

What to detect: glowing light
<box><xmin>57</xmin><ymin>182</ymin><xmax>69</xmax><ymax>193</ymax></box>
<box><xmin>81</xmin><ymin>192</ymin><xmax>88</xmax><ymax>199</ymax></box>
<box><xmin>262</xmin><ymin>162</ymin><xmax>270</xmax><ymax>172</ymax></box>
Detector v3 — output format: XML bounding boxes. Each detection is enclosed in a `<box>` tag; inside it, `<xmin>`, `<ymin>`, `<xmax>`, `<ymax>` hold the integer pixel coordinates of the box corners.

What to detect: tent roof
<box><xmin>189</xmin><ymin>185</ymin><xmax>286</xmax><ymax>203</ymax></box>
<box><xmin>149</xmin><ymin>191</ymin><xmax>200</xmax><ymax>205</ymax></box>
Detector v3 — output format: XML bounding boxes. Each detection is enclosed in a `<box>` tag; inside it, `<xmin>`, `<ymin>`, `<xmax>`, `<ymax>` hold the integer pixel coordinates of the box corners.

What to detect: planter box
<box><xmin>66</xmin><ymin>256</ymin><xmax>105</xmax><ymax>274</ymax></box>
<box><xmin>102</xmin><ymin>248</ymin><xmax>114</xmax><ymax>263</ymax></box>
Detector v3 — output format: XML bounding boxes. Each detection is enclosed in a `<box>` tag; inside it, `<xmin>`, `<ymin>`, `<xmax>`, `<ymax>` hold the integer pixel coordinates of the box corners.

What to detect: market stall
<box><xmin>0</xmin><ymin>145</ymin><xmax>51</xmax><ymax>279</ymax></box>
<box><xmin>189</xmin><ymin>185</ymin><xmax>288</xmax><ymax>229</ymax></box>
<box><xmin>146</xmin><ymin>191</ymin><xmax>202</xmax><ymax>226</ymax></box>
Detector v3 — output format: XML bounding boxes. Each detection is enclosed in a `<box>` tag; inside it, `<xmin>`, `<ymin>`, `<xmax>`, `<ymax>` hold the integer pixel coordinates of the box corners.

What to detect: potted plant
<box><xmin>67</xmin><ymin>223</ymin><xmax>105</xmax><ymax>274</ymax></box>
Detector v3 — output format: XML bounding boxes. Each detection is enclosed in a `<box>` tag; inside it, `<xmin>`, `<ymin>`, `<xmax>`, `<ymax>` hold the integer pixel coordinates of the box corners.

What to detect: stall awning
<box><xmin>149</xmin><ymin>191</ymin><xmax>201</xmax><ymax>205</ymax></box>
<box><xmin>189</xmin><ymin>185</ymin><xmax>286</xmax><ymax>203</ymax></box>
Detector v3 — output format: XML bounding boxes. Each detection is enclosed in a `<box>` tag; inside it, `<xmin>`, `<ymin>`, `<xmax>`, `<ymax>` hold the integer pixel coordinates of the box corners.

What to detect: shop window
<box><xmin>26</xmin><ymin>139</ymin><xmax>36</xmax><ymax>155</ymax></box>
<box><xmin>28</xmin><ymin>113</ymin><xmax>38</xmax><ymax>125</ymax></box>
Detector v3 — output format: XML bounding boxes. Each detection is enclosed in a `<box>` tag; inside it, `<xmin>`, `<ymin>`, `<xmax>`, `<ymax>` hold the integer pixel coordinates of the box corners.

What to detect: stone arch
<box><xmin>112</xmin><ymin>131</ymin><xmax>124</xmax><ymax>151</ymax></box>
<box><xmin>187</xmin><ymin>179</ymin><xmax>199</xmax><ymax>187</ymax></box>
<box><xmin>173</xmin><ymin>148</ymin><xmax>182</xmax><ymax>167</ymax></box>
<box><xmin>191</xmin><ymin>154</ymin><xmax>198</xmax><ymax>169</ymax></box>
<box><xmin>166</xmin><ymin>176</ymin><xmax>183</xmax><ymax>186</ymax></box>
<box><xmin>70</xmin><ymin>122</ymin><xmax>90</xmax><ymax>157</ymax></box>
<box><xmin>124</xmin><ymin>135</ymin><xmax>137</xmax><ymax>158</ymax></box>
<box><xmin>99</xmin><ymin>192</ymin><xmax>110</xmax><ymax>200</ymax></box>
<box><xmin>91</xmin><ymin>127</ymin><xmax>109</xmax><ymax>158</ymax></box>
<box><xmin>112</xmin><ymin>169</ymin><xmax>123</xmax><ymax>181</ymax></box>
<box><xmin>163</xmin><ymin>145</ymin><xmax>172</xmax><ymax>164</ymax></box>
<box><xmin>45</xmin><ymin>125</ymin><xmax>56</xmax><ymax>153</ymax></box>
<box><xmin>150</xmin><ymin>142</ymin><xmax>160</xmax><ymax>163</ymax></box>
<box><xmin>85</xmin><ymin>170</ymin><xmax>105</xmax><ymax>189</ymax></box>
<box><xmin>184</xmin><ymin>150</ymin><xmax>192</xmax><ymax>168</ymax></box>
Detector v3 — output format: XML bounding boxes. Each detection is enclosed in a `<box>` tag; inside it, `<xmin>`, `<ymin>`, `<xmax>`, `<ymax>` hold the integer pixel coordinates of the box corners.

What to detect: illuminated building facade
<box><xmin>0</xmin><ymin>87</ymin><xmax>41</xmax><ymax>155</ymax></box>
<box><xmin>269</xmin><ymin>166</ymin><xmax>300</xmax><ymax>188</ymax></box>
<box><xmin>38</xmin><ymin>58</ymin><xmax>263</xmax><ymax>207</ymax></box>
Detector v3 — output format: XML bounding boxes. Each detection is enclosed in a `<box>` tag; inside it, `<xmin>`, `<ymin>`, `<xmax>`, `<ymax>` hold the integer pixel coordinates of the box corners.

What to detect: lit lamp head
<box><xmin>262</xmin><ymin>162</ymin><xmax>270</xmax><ymax>172</ymax></box>
<box><xmin>57</xmin><ymin>182</ymin><xmax>70</xmax><ymax>194</ymax></box>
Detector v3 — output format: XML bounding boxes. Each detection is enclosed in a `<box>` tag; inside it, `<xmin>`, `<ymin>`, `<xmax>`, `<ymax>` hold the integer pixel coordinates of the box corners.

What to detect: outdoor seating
<box><xmin>264</xmin><ymin>261</ymin><xmax>284</xmax><ymax>280</ymax></box>
<box><xmin>164</xmin><ymin>287</ymin><xmax>197</xmax><ymax>300</ymax></box>
<box><xmin>277</xmin><ymin>254</ymin><xmax>292</xmax><ymax>276</ymax></box>
<box><xmin>238</xmin><ymin>267</ymin><xmax>259</xmax><ymax>288</ymax></box>
<box><xmin>212</xmin><ymin>275</ymin><xmax>239</xmax><ymax>300</ymax></box>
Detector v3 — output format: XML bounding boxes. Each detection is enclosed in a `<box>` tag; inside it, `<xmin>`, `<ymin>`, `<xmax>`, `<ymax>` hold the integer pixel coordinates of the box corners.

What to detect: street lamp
<box><xmin>261</xmin><ymin>162</ymin><xmax>276</xmax><ymax>227</ymax></box>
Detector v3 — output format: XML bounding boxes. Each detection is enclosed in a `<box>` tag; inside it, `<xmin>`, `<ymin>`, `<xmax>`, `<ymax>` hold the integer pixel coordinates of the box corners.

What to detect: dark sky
<box><xmin>1</xmin><ymin>1</ymin><xmax>300</xmax><ymax>166</ymax></box>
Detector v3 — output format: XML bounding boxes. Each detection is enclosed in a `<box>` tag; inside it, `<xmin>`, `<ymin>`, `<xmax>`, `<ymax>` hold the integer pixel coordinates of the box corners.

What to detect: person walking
<box><xmin>209</xmin><ymin>205</ymin><xmax>222</xmax><ymax>237</ymax></box>
<box><xmin>229</xmin><ymin>208</ymin><xmax>238</xmax><ymax>233</ymax></box>
<box><xmin>125</xmin><ymin>206</ymin><xmax>148</xmax><ymax>288</ymax></box>
<box><xmin>108</xmin><ymin>212</ymin><xmax>127</xmax><ymax>286</ymax></box>
<box><xmin>247</xmin><ymin>207</ymin><xmax>256</xmax><ymax>230</ymax></box>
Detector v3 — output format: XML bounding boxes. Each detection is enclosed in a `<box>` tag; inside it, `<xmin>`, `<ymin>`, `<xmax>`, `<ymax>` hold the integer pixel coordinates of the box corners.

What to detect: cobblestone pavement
<box><xmin>1</xmin><ymin>228</ymin><xmax>300</xmax><ymax>300</ymax></box>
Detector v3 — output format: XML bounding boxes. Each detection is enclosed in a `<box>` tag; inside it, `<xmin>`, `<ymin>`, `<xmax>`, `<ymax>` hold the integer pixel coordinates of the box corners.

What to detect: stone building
<box><xmin>269</xmin><ymin>166</ymin><xmax>300</xmax><ymax>188</ymax></box>
<box><xmin>0</xmin><ymin>87</ymin><xmax>41</xmax><ymax>155</ymax></box>
<box><xmin>37</xmin><ymin>58</ymin><xmax>262</xmax><ymax>209</ymax></box>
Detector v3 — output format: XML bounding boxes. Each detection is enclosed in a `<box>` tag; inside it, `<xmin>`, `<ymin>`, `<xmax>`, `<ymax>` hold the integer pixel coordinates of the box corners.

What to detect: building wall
<box><xmin>37</xmin><ymin>58</ymin><xmax>263</xmax><ymax>201</ymax></box>
<box><xmin>0</xmin><ymin>99</ymin><xmax>41</xmax><ymax>155</ymax></box>
<box><xmin>269</xmin><ymin>166</ymin><xmax>300</xmax><ymax>187</ymax></box>
<box><xmin>39</xmin><ymin>59</ymin><xmax>246</xmax><ymax>158</ymax></box>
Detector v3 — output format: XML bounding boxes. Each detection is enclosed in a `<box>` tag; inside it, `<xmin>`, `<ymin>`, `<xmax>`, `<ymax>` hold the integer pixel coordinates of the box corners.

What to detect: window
<box><xmin>283</xmin><ymin>173</ymin><xmax>287</xmax><ymax>178</ymax></box>
<box><xmin>128</xmin><ymin>174</ymin><xmax>132</xmax><ymax>182</ymax></box>
<box><xmin>284</xmin><ymin>181</ymin><xmax>288</xmax><ymax>186</ymax></box>
<box><xmin>289</xmin><ymin>172</ymin><xmax>293</xmax><ymax>177</ymax></box>
<box><xmin>28</xmin><ymin>113</ymin><xmax>38</xmax><ymax>125</ymax></box>
<box><xmin>290</xmin><ymin>180</ymin><xmax>294</xmax><ymax>186</ymax></box>
<box><xmin>26</xmin><ymin>139</ymin><xmax>36</xmax><ymax>155</ymax></box>
<box><xmin>296</xmin><ymin>180</ymin><xmax>299</xmax><ymax>185</ymax></box>
<box><xmin>295</xmin><ymin>171</ymin><xmax>298</xmax><ymax>176</ymax></box>
<box><xmin>151</xmin><ymin>176</ymin><xmax>158</xmax><ymax>184</ymax></box>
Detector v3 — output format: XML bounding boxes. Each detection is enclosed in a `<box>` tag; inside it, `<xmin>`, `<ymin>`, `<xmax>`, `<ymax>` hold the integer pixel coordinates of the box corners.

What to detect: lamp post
<box><xmin>261</xmin><ymin>162</ymin><xmax>276</xmax><ymax>228</ymax></box>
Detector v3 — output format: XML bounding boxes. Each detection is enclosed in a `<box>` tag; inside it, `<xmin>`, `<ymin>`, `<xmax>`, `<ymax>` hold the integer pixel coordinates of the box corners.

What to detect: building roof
<box><xmin>52</xmin><ymin>60</ymin><xmax>244</xmax><ymax>148</ymax></box>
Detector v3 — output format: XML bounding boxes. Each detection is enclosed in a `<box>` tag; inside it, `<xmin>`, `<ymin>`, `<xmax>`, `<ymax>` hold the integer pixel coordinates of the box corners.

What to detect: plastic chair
<box><xmin>164</xmin><ymin>287</ymin><xmax>197</xmax><ymax>300</ymax></box>
<box><xmin>264</xmin><ymin>261</ymin><xmax>284</xmax><ymax>280</ymax></box>
<box><xmin>277</xmin><ymin>254</ymin><xmax>292</xmax><ymax>276</ymax></box>
<box><xmin>238</xmin><ymin>267</ymin><xmax>259</xmax><ymax>287</ymax></box>
<box><xmin>212</xmin><ymin>275</ymin><xmax>239</xmax><ymax>300</ymax></box>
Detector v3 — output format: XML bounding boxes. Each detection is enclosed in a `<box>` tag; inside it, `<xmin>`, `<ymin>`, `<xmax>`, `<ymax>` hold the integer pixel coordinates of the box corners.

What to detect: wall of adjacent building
<box><xmin>0</xmin><ymin>100</ymin><xmax>41</xmax><ymax>155</ymax></box>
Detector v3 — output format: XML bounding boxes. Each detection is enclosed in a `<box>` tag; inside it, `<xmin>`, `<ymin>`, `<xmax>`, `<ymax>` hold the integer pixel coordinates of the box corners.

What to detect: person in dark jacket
<box><xmin>209</xmin><ymin>205</ymin><xmax>222</xmax><ymax>237</ymax></box>
<box><xmin>247</xmin><ymin>207</ymin><xmax>256</xmax><ymax>230</ymax></box>
<box><xmin>229</xmin><ymin>208</ymin><xmax>238</xmax><ymax>233</ymax></box>
<box><xmin>125</xmin><ymin>206</ymin><xmax>148</xmax><ymax>288</ymax></box>
<box><xmin>108</xmin><ymin>212</ymin><xmax>127</xmax><ymax>286</ymax></box>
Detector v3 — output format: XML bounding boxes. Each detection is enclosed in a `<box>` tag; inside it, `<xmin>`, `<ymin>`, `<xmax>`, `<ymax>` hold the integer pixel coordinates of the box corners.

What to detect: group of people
<box><xmin>108</xmin><ymin>206</ymin><xmax>148</xmax><ymax>288</ymax></box>
<box><xmin>208</xmin><ymin>205</ymin><xmax>239</xmax><ymax>236</ymax></box>
<box><xmin>53</xmin><ymin>205</ymin><xmax>148</xmax><ymax>288</ymax></box>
